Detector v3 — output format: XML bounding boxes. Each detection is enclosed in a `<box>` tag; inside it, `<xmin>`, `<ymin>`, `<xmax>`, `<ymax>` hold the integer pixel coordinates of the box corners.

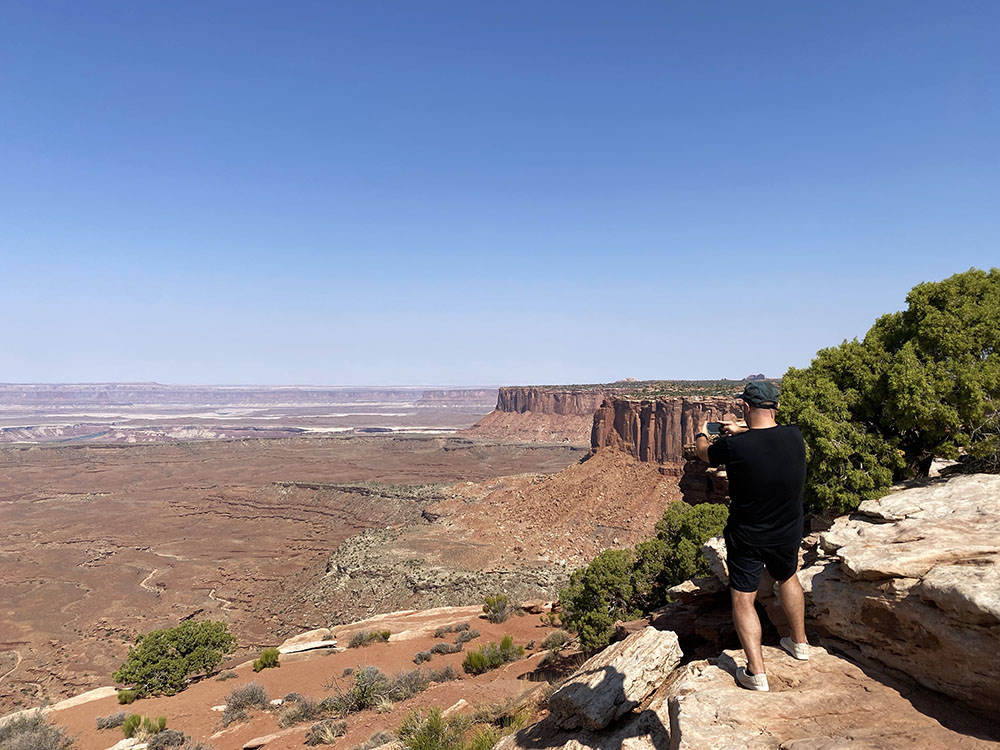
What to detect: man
<box><xmin>694</xmin><ymin>381</ymin><xmax>809</xmax><ymax>692</ymax></box>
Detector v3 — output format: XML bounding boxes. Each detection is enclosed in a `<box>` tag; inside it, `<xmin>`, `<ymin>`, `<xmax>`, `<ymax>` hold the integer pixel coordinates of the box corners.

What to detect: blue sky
<box><xmin>1</xmin><ymin>2</ymin><xmax>997</xmax><ymax>385</ymax></box>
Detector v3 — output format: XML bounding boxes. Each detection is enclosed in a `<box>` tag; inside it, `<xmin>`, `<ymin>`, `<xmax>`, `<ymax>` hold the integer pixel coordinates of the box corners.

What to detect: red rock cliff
<box><xmin>591</xmin><ymin>396</ymin><xmax>744</xmax><ymax>464</ymax></box>
<box><xmin>462</xmin><ymin>387</ymin><xmax>612</xmax><ymax>443</ymax></box>
<box><xmin>496</xmin><ymin>387</ymin><xmax>611</xmax><ymax>416</ymax></box>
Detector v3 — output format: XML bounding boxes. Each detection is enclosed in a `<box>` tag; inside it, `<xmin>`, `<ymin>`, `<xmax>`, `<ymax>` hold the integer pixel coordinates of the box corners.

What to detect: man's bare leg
<box><xmin>777</xmin><ymin>573</ymin><xmax>807</xmax><ymax>643</ymax></box>
<box><xmin>731</xmin><ymin>589</ymin><xmax>766</xmax><ymax>675</ymax></box>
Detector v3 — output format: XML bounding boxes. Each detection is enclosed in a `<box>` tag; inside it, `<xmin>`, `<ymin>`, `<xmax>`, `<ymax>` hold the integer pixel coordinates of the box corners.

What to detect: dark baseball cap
<box><xmin>737</xmin><ymin>381</ymin><xmax>779</xmax><ymax>408</ymax></box>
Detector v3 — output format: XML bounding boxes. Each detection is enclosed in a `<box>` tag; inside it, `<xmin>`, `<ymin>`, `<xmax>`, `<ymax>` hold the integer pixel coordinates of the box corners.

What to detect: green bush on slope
<box><xmin>559</xmin><ymin>501</ymin><xmax>728</xmax><ymax>651</ymax></box>
<box><xmin>780</xmin><ymin>267</ymin><xmax>1000</xmax><ymax>515</ymax></box>
<box><xmin>113</xmin><ymin>620</ymin><xmax>236</xmax><ymax>697</ymax></box>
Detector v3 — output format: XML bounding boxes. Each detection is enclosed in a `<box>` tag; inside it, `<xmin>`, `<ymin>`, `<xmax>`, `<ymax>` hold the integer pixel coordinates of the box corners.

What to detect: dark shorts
<box><xmin>724</xmin><ymin>527</ymin><xmax>801</xmax><ymax>593</ymax></box>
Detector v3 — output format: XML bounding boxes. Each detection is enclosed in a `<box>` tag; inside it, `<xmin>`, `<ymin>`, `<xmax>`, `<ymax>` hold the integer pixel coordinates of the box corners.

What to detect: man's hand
<box><xmin>721</xmin><ymin>420</ymin><xmax>748</xmax><ymax>436</ymax></box>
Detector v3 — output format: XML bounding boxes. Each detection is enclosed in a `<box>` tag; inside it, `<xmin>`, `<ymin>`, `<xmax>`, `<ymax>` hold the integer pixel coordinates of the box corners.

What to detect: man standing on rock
<box><xmin>694</xmin><ymin>381</ymin><xmax>810</xmax><ymax>691</ymax></box>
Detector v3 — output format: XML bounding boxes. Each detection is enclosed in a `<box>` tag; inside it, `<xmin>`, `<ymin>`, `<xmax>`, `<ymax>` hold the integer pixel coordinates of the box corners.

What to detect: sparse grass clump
<box><xmin>122</xmin><ymin>714</ymin><xmax>166</xmax><ymax>739</ymax></box>
<box><xmin>398</xmin><ymin>708</ymin><xmax>468</xmax><ymax>750</ymax></box>
<box><xmin>482</xmin><ymin>594</ymin><xmax>513</xmax><ymax>624</ymax></box>
<box><xmin>117</xmin><ymin>688</ymin><xmax>138</xmax><ymax>704</ymax></box>
<box><xmin>96</xmin><ymin>711</ymin><xmax>127</xmax><ymax>730</ymax></box>
<box><xmin>352</xmin><ymin>730</ymin><xmax>396</xmax><ymax>750</ymax></box>
<box><xmin>252</xmin><ymin>647</ymin><xmax>280</xmax><ymax>672</ymax></box>
<box><xmin>278</xmin><ymin>696</ymin><xmax>326</xmax><ymax>728</ymax></box>
<box><xmin>214</xmin><ymin>670</ymin><xmax>237</xmax><ymax>681</ymax></box>
<box><xmin>304</xmin><ymin>719</ymin><xmax>348</xmax><ymax>746</ymax></box>
<box><xmin>427</xmin><ymin>665</ymin><xmax>457</xmax><ymax>683</ymax></box>
<box><xmin>462</xmin><ymin>636</ymin><xmax>524</xmax><ymax>675</ymax></box>
<box><xmin>0</xmin><ymin>712</ymin><xmax>74</xmax><ymax>750</ymax></box>
<box><xmin>348</xmin><ymin>630</ymin><xmax>391</xmax><ymax>648</ymax></box>
<box><xmin>221</xmin><ymin>683</ymin><xmax>269</xmax><ymax>726</ymax></box>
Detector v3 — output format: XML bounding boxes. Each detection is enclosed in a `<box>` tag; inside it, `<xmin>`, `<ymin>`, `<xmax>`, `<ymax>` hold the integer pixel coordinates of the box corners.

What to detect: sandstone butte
<box><xmin>6</xmin><ymin>472</ymin><xmax>1000</xmax><ymax>749</ymax></box>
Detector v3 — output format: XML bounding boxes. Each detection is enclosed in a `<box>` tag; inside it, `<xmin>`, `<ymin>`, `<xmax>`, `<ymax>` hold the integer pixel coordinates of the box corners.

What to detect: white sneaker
<box><xmin>736</xmin><ymin>666</ymin><xmax>769</xmax><ymax>691</ymax></box>
<box><xmin>780</xmin><ymin>637</ymin><xmax>810</xmax><ymax>660</ymax></box>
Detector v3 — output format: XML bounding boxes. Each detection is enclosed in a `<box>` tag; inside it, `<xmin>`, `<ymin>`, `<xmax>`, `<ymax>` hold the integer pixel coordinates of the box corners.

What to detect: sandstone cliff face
<box><xmin>590</xmin><ymin>397</ymin><xmax>744</xmax><ymax>465</ymax></box>
<box><xmin>497</xmin><ymin>387</ymin><xmax>611</xmax><ymax>416</ymax></box>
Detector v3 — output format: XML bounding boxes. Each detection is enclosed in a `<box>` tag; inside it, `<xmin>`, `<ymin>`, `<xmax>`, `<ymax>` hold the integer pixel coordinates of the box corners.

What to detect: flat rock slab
<box><xmin>668</xmin><ymin>645</ymin><xmax>999</xmax><ymax>749</ymax></box>
<box><xmin>548</xmin><ymin>626</ymin><xmax>681</xmax><ymax>730</ymax></box>
<box><xmin>278</xmin><ymin>627</ymin><xmax>337</xmax><ymax>654</ymax></box>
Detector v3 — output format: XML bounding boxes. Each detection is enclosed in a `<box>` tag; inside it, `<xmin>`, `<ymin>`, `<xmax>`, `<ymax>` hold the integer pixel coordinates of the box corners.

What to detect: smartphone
<box><xmin>706</xmin><ymin>422</ymin><xmax>723</xmax><ymax>435</ymax></box>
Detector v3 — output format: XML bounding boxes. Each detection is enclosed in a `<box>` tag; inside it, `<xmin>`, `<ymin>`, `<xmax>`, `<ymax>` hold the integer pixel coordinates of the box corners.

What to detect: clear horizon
<box><xmin>2</xmin><ymin>2</ymin><xmax>998</xmax><ymax>385</ymax></box>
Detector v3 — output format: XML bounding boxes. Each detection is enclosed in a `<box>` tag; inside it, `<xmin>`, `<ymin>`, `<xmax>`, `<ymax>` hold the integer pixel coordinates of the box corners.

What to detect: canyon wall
<box><xmin>590</xmin><ymin>396</ymin><xmax>744</xmax><ymax>464</ymax></box>
<box><xmin>463</xmin><ymin>387</ymin><xmax>613</xmax><ymax>443</ymax></box>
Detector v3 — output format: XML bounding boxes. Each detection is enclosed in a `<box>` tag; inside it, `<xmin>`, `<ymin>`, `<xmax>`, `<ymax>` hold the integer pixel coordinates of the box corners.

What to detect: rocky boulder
<box><xmin>548</xmin><ymin>627</ymin><xmax>682</xmax><ymax>730</ymax></box>
<box><xmin>801</xmin><ymin>473</ymin><xmax>1000</xmax><ymax>714</ymax></box>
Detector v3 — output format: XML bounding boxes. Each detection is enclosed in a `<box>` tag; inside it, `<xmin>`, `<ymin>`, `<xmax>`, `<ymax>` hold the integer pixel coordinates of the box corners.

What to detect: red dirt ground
<box><xmin>40</xmin><ymin>606</ymin><xmax>566</xmax><ymax>750</ymax></box>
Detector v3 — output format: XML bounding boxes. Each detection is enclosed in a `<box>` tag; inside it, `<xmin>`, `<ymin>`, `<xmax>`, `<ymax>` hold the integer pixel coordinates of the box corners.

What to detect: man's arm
<box><xmin>695</xmin><ymin>421</ymin><xmax>712</xmax><ymax>463</ymax></box>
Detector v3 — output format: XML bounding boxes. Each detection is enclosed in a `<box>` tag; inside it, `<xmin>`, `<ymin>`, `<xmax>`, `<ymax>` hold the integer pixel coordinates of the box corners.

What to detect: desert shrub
<box><xmin>117</xmin><ymin>689</ymin><xmax>138</xmax><ymax>704</ymax></box>
<box><xmin>525</xmin><ymin>640</ymin><xmax>535</xmax><ymax>650</ymax></box>
<box><xmin>305</xmin><ymin>719</ymin><xmax>348</xmax><ymax>746</ymax></box>
<box><xmin>434</xmin><ymin>623</ymin><xmax>470</xmax><ymax>638</ymax></box>
<box><xmin>324</xmin><ymin>667</ymin><xmax>432</xmax><ymax>717</ymax></box>
<box><xmin>348</xmin><ymin>629</ymin><xmax>391</xmax><ymax>648</ymax></box>
<box><xmin>482</xmin><ymin>594</ymin><xmax>513</xmax><ymax>624</ymax></box>
<box><xmin>147</xmin><ymin>729</ymin><xmax>187</xmax><ymax>750</ymax></box>
<box><xmin>252</xmin><ymin>647</ymin><xmax>280</xmax><ymax>672</ymax></box>
<box><xmin>113</xmin><ymin>620</ymin><xmax>236</xmax><ymax>697</ymax></box>
<box><xmin>462</xmin><ymin>636</ymin><xmax>523</xmax><ymax>675</ymax></box>
<box><xmin>413</xmin><ymin>651</ymin><xmax>431</xmax><ymax>664</ymax></box>
<box><xmin>454</xmin><ymin>629</ymin><xmax>480</xmax><ymax>646</ymax></box>
<box><xmin>0</xmin><ymin>712</ymin><xmax>74</xmax><ymax>750</ymax></box>
<box><xmin>398</xmin><ymin>709</ymin><xmax>468</xmax><ymax>750</ymax></box>
<box><xmin>780</xmin><ymin>267</ymin><xmax>1000</xmax><ymax>514</ymax></box>
<box><xmin>352</xmin><ymin>730</ymin><xmax>396</xmax><ymax>750</ymax></box>
<box><xmin>214</xmin><ymin>670</ymin><xmax>237</xmax><ymax>681</ymax></box>
<box><xmin>278</xmin><ymin>696</ymin><xmax>325</xmax><ymax>728</ymax></box>
<box><xmin>427</xmin><ymin>665</ymin><xmax>457</xmax><ymax>683</ymax></box>
<box><xmin>539</xmin><ymin>612</ymin><xmax>561</xmax><ymax>628</ymax></box>
<box><xmin>465</xmin><ymin>726</ymin><xmax>501</xmax><ymax>750</ymax></box>
<box><xmin>96</xmin><ymin>711</ymin><xmax>127</xmax><ymax>730</ymax></box>
<box><xmin>430</xmin><ymin>642</ymin><xmax>461</xmax><ymax>656</ymax></box>
<box><xmin>341</xmin><ymin>667</ymin><xmax>354</xmax><ymax>677</ymax></box>
<box><xmin>540</xmin><ymin>630</ymin><xmax>571</xmax><ymax>651</ymax></box>
<box><xmin>559</xmin><ymin>501</ymin><xmax>728</xmax><ymax>651</ymax></box>
<box><xmin>221</xmin><ymin>683</ymin><xmax>268</xmax><ymax>726</ymax></box>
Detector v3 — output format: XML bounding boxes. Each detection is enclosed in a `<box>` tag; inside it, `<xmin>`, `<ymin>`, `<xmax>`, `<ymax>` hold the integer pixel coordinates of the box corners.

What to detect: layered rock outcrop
<box><xmin>590</xmin><ymin>397</ymin><xmax>743</xmax><ymax>465</ymax></box>
<box><xmin>800</xmin><ymin>473</ymin><xmax>1000</xmax><ymax>714</ymax></box>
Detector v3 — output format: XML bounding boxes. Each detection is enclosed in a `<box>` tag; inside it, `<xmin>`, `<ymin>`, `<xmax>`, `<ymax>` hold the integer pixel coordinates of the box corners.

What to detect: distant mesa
<box><xmin>462</xmin><ymin>379</ymin><xmax>753</xmax><ymax>445</ymax></box>
<box><xmin>743</xmin><ymin>373</ymin><xmax>766</xmax><ymax>381</ymax></box>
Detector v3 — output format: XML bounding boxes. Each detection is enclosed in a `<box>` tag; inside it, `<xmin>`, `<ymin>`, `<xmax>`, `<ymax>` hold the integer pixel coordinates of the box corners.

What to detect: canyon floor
<box><xmin>0</xmin><ymin>435</ymin><xmax>584</xmax><ymax>713</ymax></box>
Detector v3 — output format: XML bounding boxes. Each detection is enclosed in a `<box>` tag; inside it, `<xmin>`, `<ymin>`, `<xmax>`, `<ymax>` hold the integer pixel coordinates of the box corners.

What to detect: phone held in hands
<box><xmin>706</xmin><ymin>422</ymin><xmax>723</xmax><ymax>436</ymax></box>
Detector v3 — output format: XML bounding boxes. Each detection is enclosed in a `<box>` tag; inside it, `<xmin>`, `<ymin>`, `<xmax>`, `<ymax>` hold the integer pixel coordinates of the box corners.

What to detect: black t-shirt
<box><xmin>707</xmin><ymin>425</ymin><xmax>806</xmax><ymax>546</ymax></box>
